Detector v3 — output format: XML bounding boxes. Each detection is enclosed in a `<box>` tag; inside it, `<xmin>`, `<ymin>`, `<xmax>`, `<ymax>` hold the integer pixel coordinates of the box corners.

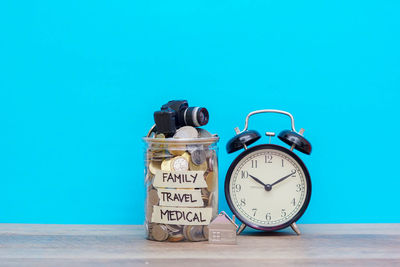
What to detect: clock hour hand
<box><xmin>268</xmin><ymin>170</ymin><xmax>297</xmax><ymax>189</ymax></box>
<box><xmin>248</xmin><ymin>174</ymin><xmax>266</xmax><ymax>187</ymax></box>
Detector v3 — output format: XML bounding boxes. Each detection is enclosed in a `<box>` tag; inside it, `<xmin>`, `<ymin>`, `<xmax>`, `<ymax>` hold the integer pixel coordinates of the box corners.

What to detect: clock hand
<box><xmin>269</xmin><ymin>170</ymin><xmax>296</xmax><ymax>189</ymax></box>
<box><xmin>249</xmin><ymin>174</ymin><xmax>274</xmax><ymax>192</ymax></box>
<box><xmin>248</xmin><ymin>174</ymin><xmax>266</xmax><ymax>187</ymax></box>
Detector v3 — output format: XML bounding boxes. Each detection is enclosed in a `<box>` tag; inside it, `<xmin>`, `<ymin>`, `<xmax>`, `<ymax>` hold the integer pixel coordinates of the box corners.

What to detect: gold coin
<box><xmin>189</xmin><ymin>159</ymin><xmax>207</xmax><ymax>171</ymax></box>
<box><xmin>151</xmin><ymin>134</ymin><xmax>167</xmax><ymax>152</ymax></box>
<box><xmin>149</xmin><ymin>161</ymin><xmax>162</xmax><ymax>175</ymax></box>
<box><xmin>161</xmin><ymin>158</ymin><xmax>172</xmax><ymax>171</ymax></box>
<box><xmin>167</xmin><ymin>233</ymin><xmax>184</xmax><ymax>242</ymax></box>
<box><xmin>208</xmin><ymin>192</ymin><xmax>214</xmax><ymax>207</ymax></box>
<box><xmin>181</xmin><ymin>152</ymin><xmax>191</xmax><ymax>162</ymax></box>
<box><xmin>171</xmin><ymin>156</ymin><xmax>189</xmax><ymax>171</ymax></box>
<box><xmin>168</xmin><ymin>144</ymin><xmax>186</xmax><ymax>156</ymax></box>
<box><xmin>205</xmin><ymin>171</ymin><xmax>216</xmax><ymax>192</ymax></box>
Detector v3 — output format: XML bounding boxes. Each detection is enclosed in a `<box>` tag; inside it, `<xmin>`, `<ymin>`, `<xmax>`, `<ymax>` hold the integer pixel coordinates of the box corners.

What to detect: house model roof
<box><xmin>209</xmin><ymin>212</ymin><xmax>238</xmax><ymax>229</ymax></box>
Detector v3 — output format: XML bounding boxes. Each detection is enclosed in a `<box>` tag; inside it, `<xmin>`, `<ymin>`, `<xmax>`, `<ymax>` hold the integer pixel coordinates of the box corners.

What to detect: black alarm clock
<box><xmin>225</xmin><ymin>109</ymin><xmax>312</xmax><ymax>235</ymax></box>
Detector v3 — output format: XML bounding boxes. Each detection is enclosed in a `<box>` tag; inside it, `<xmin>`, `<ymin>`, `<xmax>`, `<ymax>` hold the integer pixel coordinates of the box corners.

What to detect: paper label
<box><xmin>153</xmin><ymin>171</ymin><xmax>206</xmax><ymax>188</ymax></box>
<box><xmin>151</xmin><ymin>206</ymin><xmax>212</xmax><ymax>225</ymax></box>
<box><xmin>157</xmin><ymin>188</ymin><xmax>204</xmax><ymax>207</ymax></box>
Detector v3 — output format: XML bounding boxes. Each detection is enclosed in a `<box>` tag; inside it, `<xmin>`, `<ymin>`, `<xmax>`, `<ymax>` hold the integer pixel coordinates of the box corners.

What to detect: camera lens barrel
<box><xmin>184</xmin><ymin>107</ymin><xmax>209</xmax><ymax>127</ymax></box>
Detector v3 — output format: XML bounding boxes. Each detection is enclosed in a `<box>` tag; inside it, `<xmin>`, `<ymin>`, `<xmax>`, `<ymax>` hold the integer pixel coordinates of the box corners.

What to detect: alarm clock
<box><xmin>225</xmin><ymin>109</ymin><xmax>312</xmax><ymax>235</ymax></box>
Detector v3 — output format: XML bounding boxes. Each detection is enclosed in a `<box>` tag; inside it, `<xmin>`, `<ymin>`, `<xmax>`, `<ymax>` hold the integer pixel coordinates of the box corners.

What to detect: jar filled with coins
<box><xmin>143</xmin><ymin>125</ymin><xmax>219</xmax><ymax>242</ymax></box>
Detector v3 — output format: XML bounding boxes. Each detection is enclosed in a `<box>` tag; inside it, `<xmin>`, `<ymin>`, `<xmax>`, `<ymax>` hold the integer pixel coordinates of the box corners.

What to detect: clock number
<box><xmin>235</xmin><ymin>184</ymin><xmax>241</xmax><ymax>192</ymax></box>
<box><xmin>265</xmin><ymin>154</ymin><xmax>272</xmax><ymax>163</ymax></box>
<box><xmin>281</xmin><ymin>209</ymin><xmax>287</xmax><ymax>217</ymax></box>
<box><xmin>291</xmin><ymin>169</ymin><xmax>297</xmax><ymax>177</ymax></box>
<box><xmin>265</xmin><ymin>212</ymin><xmax>271</xmax><ymax>221</ymax></box>
<box><xmin>251</xmin><ymin>160</ymin><xmax>258</xmax><ymax>168</ymax></box>
<box><xmin>241</xmin><ymin>171</ymin><xmax>248</xmax><ymax>179</ymax></box>
<box><xmin>240</xmin><ymin>198</ymin><xmax>246</xmax><ymax>206</ymax></box>
<box><xmin>252</xmin><ymin>208</ymin><xmax>257</xmax><ymax>216</ymax></box>
<box><xmin>291</xmin><ymin>198</ymin><xmax>296</xmax><ymax>206</ymax></box>
<box><xmin>296</xmin><ymin>184</ymin><xmax>304</xmax><ymax>192</ymax></box>
<box><xmin>281</xmin><ymin>159</ymin><xmax>284</xmax><ymax>167</ymax></box>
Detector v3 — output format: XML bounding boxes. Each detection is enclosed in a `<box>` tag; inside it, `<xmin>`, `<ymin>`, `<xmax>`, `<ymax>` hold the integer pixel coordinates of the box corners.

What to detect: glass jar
<box><xmin>143</xmin><ymin>129</ymin><xmax>219</xmax><ymax>242</ymax></box>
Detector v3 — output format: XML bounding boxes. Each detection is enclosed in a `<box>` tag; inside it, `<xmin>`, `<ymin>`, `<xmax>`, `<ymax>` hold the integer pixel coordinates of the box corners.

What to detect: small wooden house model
<box><xmin>208</xmin><ymin>212</ymin><xmax>238</xmax><ymax>245</ymax></box>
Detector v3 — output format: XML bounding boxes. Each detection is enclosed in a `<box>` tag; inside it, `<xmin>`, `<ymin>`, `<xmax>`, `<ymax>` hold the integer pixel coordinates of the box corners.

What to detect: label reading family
<box><xmin>153</xmin><ymin>171</ymin><xmax>207</xmax><ymax>188</ymax></box>
<box><xmin>157</xmin><ymin>189</ymin><xmax>203</xmax><ymax>207</ymax></box>
<box><xmin>151</xmin><ymin>206</ymin><xmax>212</xmax><ymax>225</ymax></box>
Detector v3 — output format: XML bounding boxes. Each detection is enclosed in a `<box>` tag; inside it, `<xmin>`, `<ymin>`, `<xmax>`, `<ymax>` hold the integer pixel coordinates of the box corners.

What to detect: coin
<box><xmin>171</xmin><ymin>156</ymin><xmax>189</xmax><ymax>171</ymax></box>
<box><xmin>205</xmin><ymin>172</ymin><xmax>216</xmax><ymax>192</ymax></box>
<box><xmin>191</xmin><ymin>149</ymin><xmax>206</xmax><ymax>165</ymax></box>
<box><xmin>151</xmin><ymin>150</ymin><xmax>173</xmax><ymax>161</ymax></box>
<box><xmin>186</xmin><ymin>144</ymin><xmax>201</xmax><ymax>154</ymax></box>
<box><xmin>173</xmin><ymin>126</ymin><xmax>198</xmax><ymax>139</ymax></box>
<box><xmin>166</xmin><ymin>224</ymin><xmax>182</xmax><ymax>233</ymax></box>
<box><xmin>148</xmin><ymin>189</ymin><xmax>159</xmax><ymax>206</ymax></box>
<box><xmin>151</xmin><ymin>133</ymin><xmax>167</xmax><ymax>152</ymax></box>
<box><xmin>202</xmin><ymin>225</ymin><xmax>209</xmax><ymax>240</ymax></box>
<box><xmin>207</xmin><ymin>156</ymin><xmax>214</xmax><ymax>172</ymax></box>
<box><xmin>197</xmin><ymin>128</ymin><xmax>212</xmax><ymax>138</ymax></box>
<box><xmin>207</xmin><ymin>192</ymin><xmax>214</xmax><ymax>207</ymax></box>
<box><xmin>146</xmin><ymin>203</ymin><xmax>153</xmax><ymax>221</ymax></box>
<box><xmin>168</xmin><ymin>233</ymin><xmax>184</xmax><ymax>242</ymax></box>
<box><xmin>168</xmin><ymin>144</ymin><xmax>187</xmax><ymax>156</ymax></box>
<box><xmin>149</xmin><ymin>161</ymin><xmax>162</xmax><ymax>175</ymax></box>
<box><xmin>184</xmin><ymin>225</ymin><xmax>205</xmax><ymax>242</ymax></box>
<box><xmin>151</xmin><ymin>224</ymin><xmax>169</xmax><ymax>241</ymax></box>
<box><xmin>156</xmin><ymin>133</ymin><xmax>166</xmax><ymax>138</ymax></box>
<box><xmin>189</xmin><ymin>159</ymin><xmax>207</xmax><ymax>171</ymax></box>
<box><xmin>181</xmin><ymin>152</ymin><xmax>191</xmax><ymax>162</ymax></box>
<box><xmin>161</xmin><ymin>158</ymin><xmax>172</xmax><ymax>171</ymax></box>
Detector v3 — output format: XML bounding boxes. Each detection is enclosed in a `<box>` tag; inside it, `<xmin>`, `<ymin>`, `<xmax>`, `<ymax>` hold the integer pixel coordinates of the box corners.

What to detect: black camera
<box><xmin>153</xmin><ymin>100</ymin><xmax>209</xmax><ymax>136</ymax></box>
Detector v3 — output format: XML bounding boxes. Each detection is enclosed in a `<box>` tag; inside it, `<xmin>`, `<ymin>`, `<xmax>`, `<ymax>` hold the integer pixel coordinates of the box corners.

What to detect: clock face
<box><xmin>225</xmin><ymin>144</ymin><xmax>311</xmax><ymax>230</ymax></box>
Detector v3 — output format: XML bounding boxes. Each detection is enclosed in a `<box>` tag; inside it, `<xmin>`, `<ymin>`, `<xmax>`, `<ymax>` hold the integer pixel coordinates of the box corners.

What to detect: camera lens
<box><xmin>184</xmin><ymin>107</ymin><xmax>209</xmax><ymax>127</ymax></box>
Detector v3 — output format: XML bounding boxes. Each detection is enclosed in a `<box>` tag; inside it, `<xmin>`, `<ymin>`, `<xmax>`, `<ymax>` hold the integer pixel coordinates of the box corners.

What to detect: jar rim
<box><xmin>142</xmin><ymin>136</ymin><xmax>219</xmax><ymax>144</ymax></box>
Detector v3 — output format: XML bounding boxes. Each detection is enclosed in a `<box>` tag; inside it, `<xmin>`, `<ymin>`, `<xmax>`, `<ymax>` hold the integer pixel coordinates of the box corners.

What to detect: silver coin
<box><xmin>202</xmin><ymin>225</ymin><xmax>209</xmax><ymax>240</ymax></box>
<box><xmin>197</xmin><ymin>128</ymin><xmax>212</xmax><ymax>138</ymax></box>
<box><xmin>166</xmin><ymin>224</ymin><xmax>182</xmax><ymax>233</ymax></box>
<box><xmin>147</xmin><ymin>189</ymin><xmax>159</xmax><ymax>206</ymax></box>
<box><xmin>173</xmin><ymin>126</ymin><xmax>198</xmax><ymax>139</ymax></box>
<box><xmin>151</xmin><ymin>224</ymin><xmax>169</xmax><ymax>242</ymax></box>
<box><xmin>186</xmin><ymin>144</ymin><xmax>201</xmax><ymax>154</ymax></box>
<box><xmin>171</xmin><ymin>156</ymin><xmax>189</xmax><ymax>171</ymax></box>
<box><xmin>186</xmin><ymin>225</ymin><xmax>205</xmax><ymax>242</ymax></box>
<box><xmin>191</xmin><ymin>149</ymin><xmax>206</xmax><ymax>165</ymax></box>
<box><xmin>151</xmin><ymin>150</ymin><xmax>173</xmax><ymax>161</ymax></box>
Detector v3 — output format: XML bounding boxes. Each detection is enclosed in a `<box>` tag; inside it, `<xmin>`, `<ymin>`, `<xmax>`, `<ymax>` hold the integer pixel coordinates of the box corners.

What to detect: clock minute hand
<box><xmin>248</xmin><ymin>174</ymin><xmax>267</xmax><ymax>187</ymax></box>
<box><xmin>270</xmin><ymin>171</ymin><xmax>296</xmax><ymax>188</ymax></box>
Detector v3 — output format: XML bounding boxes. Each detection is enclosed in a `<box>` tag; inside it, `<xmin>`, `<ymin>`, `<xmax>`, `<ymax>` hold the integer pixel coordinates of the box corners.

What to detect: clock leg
<box><xmin>237</xmin><ymin>224</ymin><xmax>246</xmax><ymax>235</ymax></box>
<box><xmin>290</xmin><ymin>222</ymin><xmax>301</xmax><ymax>235</ymax></box>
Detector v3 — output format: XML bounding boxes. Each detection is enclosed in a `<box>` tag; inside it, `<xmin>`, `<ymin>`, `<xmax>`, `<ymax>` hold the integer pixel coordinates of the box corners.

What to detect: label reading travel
<box><xmin>157</xmin><ymin>189</ymin><xmax>204</xmax><ymax>207</ymax></box>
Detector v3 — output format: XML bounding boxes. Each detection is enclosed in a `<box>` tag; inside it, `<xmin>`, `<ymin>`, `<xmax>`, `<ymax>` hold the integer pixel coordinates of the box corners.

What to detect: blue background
<box><xmin>1</xmin><ymin>0</ymin><xmax>399</xmax><ymax>224</ymax></box>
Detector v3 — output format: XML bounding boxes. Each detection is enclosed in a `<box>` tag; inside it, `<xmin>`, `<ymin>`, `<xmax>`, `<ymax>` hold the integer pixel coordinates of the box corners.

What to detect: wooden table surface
<box><xmin>0</xmin><ymin>224</ymin><xmax>399</xmax><ymax>266</ymax></box>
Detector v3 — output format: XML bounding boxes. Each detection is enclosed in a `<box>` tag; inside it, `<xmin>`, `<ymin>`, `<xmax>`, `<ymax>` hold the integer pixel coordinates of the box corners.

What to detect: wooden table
<box><xmin>0</xmin><ymin>224</ymin><xmax>399</xmax><ymax>266</ymax></box>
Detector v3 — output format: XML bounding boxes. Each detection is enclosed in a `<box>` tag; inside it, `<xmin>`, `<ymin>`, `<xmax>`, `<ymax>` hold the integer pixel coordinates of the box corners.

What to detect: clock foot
<box><xmin>290</xmin><ymin>222</ymin><xmax>301</xmax><ymax>235</ymax></box>
<box><xmin>237</xmin><ymin>224</ymin><xmax>246</xmax><ymax>235</ymax></box>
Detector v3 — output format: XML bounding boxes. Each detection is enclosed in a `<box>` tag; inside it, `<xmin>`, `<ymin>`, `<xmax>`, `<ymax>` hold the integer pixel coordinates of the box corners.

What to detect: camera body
<box><xmin>154</xmin><ymin>100</ymin><xmax>209</xmax><ymax>136</ymax></box>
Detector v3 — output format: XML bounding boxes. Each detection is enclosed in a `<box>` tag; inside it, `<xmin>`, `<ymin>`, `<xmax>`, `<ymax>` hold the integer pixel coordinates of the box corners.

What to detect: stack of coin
<box><xmin>144</xmin><ymin>126</ymin><xmax>219</xmax><ymax>242</ymax></box>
